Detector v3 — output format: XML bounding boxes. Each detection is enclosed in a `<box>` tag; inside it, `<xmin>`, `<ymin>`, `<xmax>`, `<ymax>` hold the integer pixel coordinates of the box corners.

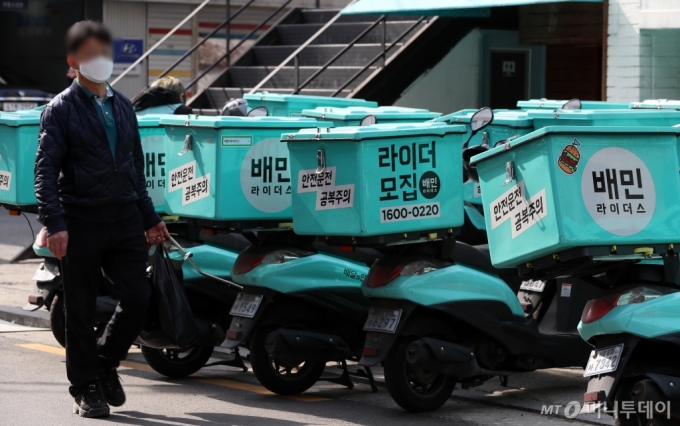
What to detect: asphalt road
<box><xmin>0</xmin><ymin>210</ymin><xmax>615</xmax><ymax>425</ymax></box>
<box><xmin>0</xmin><ymin>320</ymin><xmax>615</xmax><ymax>426</ymax></box>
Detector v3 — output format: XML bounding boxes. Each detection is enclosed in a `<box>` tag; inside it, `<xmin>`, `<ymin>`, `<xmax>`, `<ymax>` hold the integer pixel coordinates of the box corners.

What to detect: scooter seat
<box><xmin>451</xmin><ymin>242</ymin><xmax>516</xmax><ymax>277</ymax></box>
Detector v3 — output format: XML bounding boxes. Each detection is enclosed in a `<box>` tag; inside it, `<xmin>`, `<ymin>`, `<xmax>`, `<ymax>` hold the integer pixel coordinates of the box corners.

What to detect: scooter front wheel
<box><xmin>384</xmin><ymin>336</ymin><xmax>457</xmax><ymax>413</ymax></box>
<box><xmin>249</xmin><ymin>325</ymin><xmax>326</xmax><ymax>395</ymax></box>
<box><xmin>141</xmin><ymin>344</ymin><xmax>214</xmax><ymax>378</ymax></box>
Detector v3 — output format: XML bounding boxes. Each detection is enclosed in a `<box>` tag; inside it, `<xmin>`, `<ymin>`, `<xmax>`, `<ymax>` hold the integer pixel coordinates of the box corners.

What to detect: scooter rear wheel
<box><xmin>384</xmin><ymin>336</ymin><xmax>457</xmax><ymax>413</ymax></box>
<box><xmin>249</xmin><ymin>325</ymin><xmax>326</xmax><ymax>395</ymax></box>
<box><xmin>141</xmin><ymin>344</ymin><xmax>214</xmax><ymax>378</ymax></box>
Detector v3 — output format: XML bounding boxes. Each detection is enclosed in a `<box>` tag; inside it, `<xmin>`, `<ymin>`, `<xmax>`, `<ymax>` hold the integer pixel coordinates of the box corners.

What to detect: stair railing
<box><xmin>249</xmin><ymin>4</ymin><xmax>350</xmax><ymax>94</ymax></box>
<box><xmin>156</xmin><ymin>0</ymin><xmax>257</xmax><ymax>81</ymax></box>
<box><xmin>186</xmin><ymin>0</ymin><xmax>294</xmax><ymax>91</ymax></box>
<box><xmin>330</xmin><ymin>16</ymin><xmax>425</xmax><ymax>96</ymax></box>
<box><xmin>292</xmin><ymin>14</ymin><xmax>386</xmax><ymax>95</ymax></box>
<box><xmin>111</xmin><ymin>0</ymin><xmax>212</xmax><ymax>86</ymax></box>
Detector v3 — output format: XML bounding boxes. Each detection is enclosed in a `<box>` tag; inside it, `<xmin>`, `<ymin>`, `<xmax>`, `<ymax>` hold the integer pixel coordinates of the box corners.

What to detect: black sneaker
<box><xmin>73</xmin><ymin>384</ymin><xmax>110</xmax><ymax>418</ymax></box>
<box><xmin>98</xmin><ymin>368</ymin><xmax>126</xmax><ymax>407</ymax></box>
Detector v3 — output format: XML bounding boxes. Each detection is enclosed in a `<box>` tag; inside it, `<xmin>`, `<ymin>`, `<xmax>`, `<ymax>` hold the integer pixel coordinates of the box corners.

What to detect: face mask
<box><xmin>78</xmin><ymin>56</ymin><xmax>113</xmax><ymax>83</ymax></box>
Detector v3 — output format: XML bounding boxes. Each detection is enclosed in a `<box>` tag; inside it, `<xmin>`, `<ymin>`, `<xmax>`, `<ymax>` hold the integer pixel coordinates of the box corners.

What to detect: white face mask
<box><xmin>78</xmin><ymin>56</ymin><xmax>113</xmax><ymax>84</ymax></box>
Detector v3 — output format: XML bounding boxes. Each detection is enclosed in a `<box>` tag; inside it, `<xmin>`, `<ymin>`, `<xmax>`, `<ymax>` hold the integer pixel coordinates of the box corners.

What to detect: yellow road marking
<box><xmin>17</xmin><ymin>343</ymin><xmax>329</xmax><ymax>402</ymax></box>
<box><xmin>193</xmin><ymin>377</ymin><xmax>329</xmax><ymax>402</ymax></box>
<box><xmin>17</xmin><ymin>343</ymin><xmax>65</xmax><ymax>356</ymax></box>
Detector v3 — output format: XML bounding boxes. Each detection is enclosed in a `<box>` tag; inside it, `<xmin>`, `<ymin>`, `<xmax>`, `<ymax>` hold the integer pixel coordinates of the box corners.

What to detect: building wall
<box><xmin>393</xmin><ymin>29</ymin><xmax>481</xmax><ymax>113</ymax></box>
<box><xmin>607</xmin><ymin>0</ymin><xmax>680</xmax><ymax>101</ymax></box>
<box><xmin>104</xmin><ymin>1</ymin><xmax>148</xmax><ymax>99</ymax></box>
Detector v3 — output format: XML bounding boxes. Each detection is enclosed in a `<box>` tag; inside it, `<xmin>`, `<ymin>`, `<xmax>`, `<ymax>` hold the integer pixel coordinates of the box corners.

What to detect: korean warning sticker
<box><xmin>168</xmin><ymin>160</ymin><xmax>196</xmax><ymax>193</ymax></box>
<box><xmin>182</xmin><ymin>174</ymin><xmax>210</xmax><ymax>206</ymax></box>
<box><xmin>511</xmin><ymin>188</ymin><xmax>547</xmax><ymax>238</ymax></box>
<box><xmin>489</xmin><ymin>180</ymin><xmax>526</xmax><ymax>230</ymax></box>
<box><xmin>580</xmin><ymin>147</ymin><xmax>655</xmax><ymax>236</ymax></box>
<box><xmin>0</xmin><ymin>170</ymin><xmax>11</xmax><ymax>191</ymax></box>
<box><xmin>316</xmin><ymin>184</ymin><xmax>355</xmax><ymax>210</ymax></box>
<box><xmin>297</xmin><ymin>167</ymin><xmax>336</xmax><ymax>193</ymax></box>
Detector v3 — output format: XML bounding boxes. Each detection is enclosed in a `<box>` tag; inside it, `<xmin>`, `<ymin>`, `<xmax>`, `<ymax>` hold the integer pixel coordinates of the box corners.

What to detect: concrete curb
<box><xmin>0</xmin><ymin>304</ymin><xmax>50</xmax><ymax>329</ymax></box>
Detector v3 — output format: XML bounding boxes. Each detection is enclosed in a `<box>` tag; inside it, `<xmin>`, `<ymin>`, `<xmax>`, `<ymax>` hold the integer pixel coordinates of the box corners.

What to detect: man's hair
<box><xmin>65</xmin><ymin>20</ymin><xmax>112</xmax><ymax>54</ymax></box>
<box><xmin>151</xmin><ymin>76</ymin><xmax>186</xmax><ymax>98</ymax></box>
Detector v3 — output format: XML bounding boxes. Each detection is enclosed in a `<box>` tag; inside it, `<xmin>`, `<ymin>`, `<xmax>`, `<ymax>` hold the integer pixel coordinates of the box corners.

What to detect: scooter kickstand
<box><xmin>204</xmin><ymin>347</ymin><xmax>248</xmax><ymax>372</ymax></box>
<box><xmin>363</xmin><ymin>366</ymin><xmax>378</xmax><ymax>393</ymax></box>
<box><xmin>321</xmin><ymin>360</ymin><xmax>354</xmax><ymax>389</ymax></box>
<box><xmin>499</xmin><ymin>375</ymin><xmax>509</xmax><ymax>387</ymax></box>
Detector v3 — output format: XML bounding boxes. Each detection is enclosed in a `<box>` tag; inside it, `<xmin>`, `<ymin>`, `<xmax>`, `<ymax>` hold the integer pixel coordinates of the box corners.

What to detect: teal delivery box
<box><xmin>301</xmin><ymin>106</ymin><xmax>441</xmax><ymax>127</ymax></box>
<box><xmin>472</xmin><ymin>126</ymin><xmax>680</xmax><ymax>269</ymax></box>
<box><xmin>0</xmin><ymin>108</ymin><xmax>42</xmax><ymax>207</ymax></box>
<box><xmin>137</xmin><ymin>114</ymin><xmax>171</xmax><ymax>213</ymax></box>
<box><xmin>161</xmin><ymin>115</ymin><xmax>332</xmax><ymax>221</ymax></box>
<box><xmin>517</xmin><ymin>99</ymin><xmax>631</xmax><ymax>110</ymax></box>
<box><xmin>244</xmin><ymin>92</ymin><xmax>377</xmax><ymax>117</ymax></box>
<box><xmin>285</xmin><ymin>122</ymin><xmax>467</xmax><ymax>237</ymax></box>
<box><xmin>528</xmin><ymin>109</ymin><xmax>680</xmax><ymax>128</ymax></box>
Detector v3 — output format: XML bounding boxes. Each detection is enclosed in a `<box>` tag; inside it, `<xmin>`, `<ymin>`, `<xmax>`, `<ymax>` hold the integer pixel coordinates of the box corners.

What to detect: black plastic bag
<box><xmin>141</xmin><ymin>244</ymin><xmax>198</xmax><ymax>349</ymax></box>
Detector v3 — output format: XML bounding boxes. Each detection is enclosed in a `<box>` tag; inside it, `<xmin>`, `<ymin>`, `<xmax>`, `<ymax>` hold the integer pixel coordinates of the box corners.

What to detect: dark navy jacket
<box><xmin>35</xmin><ymin>80</ymin><xmax>161</xmax><ymax>236</ymax></box>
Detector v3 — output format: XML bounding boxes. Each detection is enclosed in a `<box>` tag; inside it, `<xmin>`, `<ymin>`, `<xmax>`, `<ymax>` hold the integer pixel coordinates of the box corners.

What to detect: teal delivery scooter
<box><xmin>468</xmin><ymin>119</ymin><xmax>680</xmax><ymax>424</ymax></box>
<box><xmin>354</xmin><ymin>110</ymin><xmax>599</xmax><ymax>413</ymax></box>
<box><xmin>223</xmin><ymin>231</ymin><xmax>381</xmax><ymax>395</ymax></box>
<box><xmin>578</xmin><ymin>263</ymin><xmax>680</xmax><ymax>425</ymax></box>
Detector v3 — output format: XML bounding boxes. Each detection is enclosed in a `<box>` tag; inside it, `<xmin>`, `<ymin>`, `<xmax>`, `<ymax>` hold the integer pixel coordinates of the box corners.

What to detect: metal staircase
<box><xmin>189</xmin><ymin>8</ymin><xmax>432</xmax><ymax>109</ymax></box>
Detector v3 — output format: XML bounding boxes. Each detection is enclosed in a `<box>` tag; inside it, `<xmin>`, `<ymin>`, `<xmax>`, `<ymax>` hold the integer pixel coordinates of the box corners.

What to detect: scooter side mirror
<box><xmin>561</xmin><ymin>98</ymin><xmax>582</xmax><ymax>110</ymax></box>
<box><xmin>247</xmin><ymin>106</ymin><xmax>268</xmax><ymax>117</ymax></box>
<box><xmin>470</xmin><ymin>107</ymin><xmax>494</xmax><ymax>132</ymax></box>
<box><xmin>360</xmin><ymin>115</ymin><xmax>377</xmax><ymax>126</ymax></box>
<box><xmin>221</xmin><ymin>98</ymin><xmax>248</xmax><ymax>116</ymax></box>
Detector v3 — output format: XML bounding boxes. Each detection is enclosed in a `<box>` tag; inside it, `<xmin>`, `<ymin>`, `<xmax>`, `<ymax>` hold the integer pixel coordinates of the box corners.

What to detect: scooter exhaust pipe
<box><xmin>265</xmin><ymin>328</ymin><xmax>353</xmax><ymax>362</ymax></box>
<box><xmin>406</xmin><ymin>337</ymin><xmax>510</xmax><ymax>379</ymax></box>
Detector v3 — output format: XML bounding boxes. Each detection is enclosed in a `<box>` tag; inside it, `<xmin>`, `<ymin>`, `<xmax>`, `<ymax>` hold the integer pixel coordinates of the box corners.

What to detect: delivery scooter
<box><xmin>578</xmin><ymin>261</ymin><xmax>680</xmax><ymax>425</ymax></box>
<box><xmin>358</xmin><ymin>108</ymin><xmax>601</xmax><ymax>413</ymax></box>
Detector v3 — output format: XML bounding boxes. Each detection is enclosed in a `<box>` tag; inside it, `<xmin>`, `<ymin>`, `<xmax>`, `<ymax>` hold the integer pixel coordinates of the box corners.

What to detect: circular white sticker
<box><xmin>580</xmin><ymin>147</ymin><xmax>655</xmax><ymax>236</ymax></box>
<box><xmin>239</xmin><ymin>137</ymin><xmax>291</xmax><ymax>213</ymax></box>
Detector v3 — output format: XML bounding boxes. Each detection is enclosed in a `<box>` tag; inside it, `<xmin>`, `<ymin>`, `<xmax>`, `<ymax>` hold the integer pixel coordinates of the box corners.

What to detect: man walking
<box><xmin>35</xmin><ymin>21</ymin><xmax>169</xmax><ymax>418</ymax></box>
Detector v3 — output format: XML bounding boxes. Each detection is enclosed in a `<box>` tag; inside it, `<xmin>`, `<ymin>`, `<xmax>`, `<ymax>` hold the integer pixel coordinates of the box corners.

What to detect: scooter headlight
<box><xmin>261</xmin><ymin>250</ymin><xmax>302</xmax><ymax>265</ymax></box>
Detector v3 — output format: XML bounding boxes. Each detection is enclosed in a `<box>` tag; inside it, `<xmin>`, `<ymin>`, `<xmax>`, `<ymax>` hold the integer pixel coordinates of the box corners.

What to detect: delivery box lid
<box><xmin>0</xmin><ymin>107</ymin><xmax>43</xmax><ymax>127</ymax></box>
<box><xmin>282</xmin><ymin>121</ymin><xmax>466</xmax><ymax>142</ymax></box>
<box><xmin>244</xmin><ymin>92</ymin><xmax>377</xmax><ymax>108</ymax></box>
<box><xmin>300</xmin><ymin>106</ymin><xmax>441</xmax><ymax>121</ymax></box>
<box><xmin>470</xmin><ymin>125</ymin><xmax>680</xmax><ymax>165</ymax></box>
<box><xmin>159</xmin><ymin>115</ymin><xmax>329</xmax><ymax>129</ymax></box>
<box><xmin>438</xmin><ymin>109</ymin><xmax>533</xmax><ymax>128</ymax></box>
<box><xmin>630</xmin><ymin>99</ymin><xmax>680</xmax><ymax>110</ymax></box>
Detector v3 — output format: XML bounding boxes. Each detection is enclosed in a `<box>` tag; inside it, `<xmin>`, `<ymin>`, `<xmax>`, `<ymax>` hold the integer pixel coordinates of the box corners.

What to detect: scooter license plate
<box><xmin>363</xmin><ymin>308</ymin><xmax>402</xmax><ymax>333</ymax></box>
<box><xmin>583</xmin><ymin>344</ymin><xmax>624</xmax><ymax>377</ymax></box>
<box><xmin>229</xmin><ymin>293</ymin><xmax>263</xmax><ymax>318</ymax></box>
<box><xmin>519</xmin><ymin>279</ymin><xmax>546</xmax><ymax>292</ymax></box>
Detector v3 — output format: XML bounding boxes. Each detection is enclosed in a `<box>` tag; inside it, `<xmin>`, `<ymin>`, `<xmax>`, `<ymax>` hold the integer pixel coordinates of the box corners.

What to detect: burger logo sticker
<box><xmin>557</xmin><ymin>139</ymin><xmax>581</xmax><ymax>175</ymax></box>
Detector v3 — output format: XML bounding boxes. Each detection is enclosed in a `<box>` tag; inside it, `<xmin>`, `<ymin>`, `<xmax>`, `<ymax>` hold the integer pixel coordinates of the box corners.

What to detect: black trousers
<box><xmin>61</xmin><ymin>211</ymin><xmax>151</xmax><ymax>396</ymax></box>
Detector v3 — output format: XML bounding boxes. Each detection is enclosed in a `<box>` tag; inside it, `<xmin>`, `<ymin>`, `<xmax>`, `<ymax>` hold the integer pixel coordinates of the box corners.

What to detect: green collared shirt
<box><xmin>78</xmin><ymin>81</ymin><xmax>117</xmax><ymax>160</ymax></box>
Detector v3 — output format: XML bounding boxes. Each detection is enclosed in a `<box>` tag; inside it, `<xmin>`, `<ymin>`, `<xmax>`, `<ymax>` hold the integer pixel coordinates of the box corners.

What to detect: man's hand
<box><xmin>47</xmin><ymin>231</ymin><xmax>68</xmax><ymax>259</ymax></box>
<box><xmin>145</xmin><ymin>221</ymin><xmax>171</xmax><ymax>245</ymax></box>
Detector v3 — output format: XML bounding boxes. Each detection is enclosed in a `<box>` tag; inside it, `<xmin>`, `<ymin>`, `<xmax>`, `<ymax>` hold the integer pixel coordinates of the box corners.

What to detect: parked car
<box><xmin>0</xmin><ymin>66</ymin><xmax>54</xmax><ymax>112</ymax></box>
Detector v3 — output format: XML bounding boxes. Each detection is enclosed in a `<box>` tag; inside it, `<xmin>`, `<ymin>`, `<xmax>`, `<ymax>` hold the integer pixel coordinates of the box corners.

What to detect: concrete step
<box><xmin>251</xmin><ymin>44</ymin><xmax>402</xmax><ymax>66</ymax></box>
<box><xmin>227</xmin><ymin>65</ymin><xmax>378</xmax><ymax>90</ymax></box>
<box><xmin>274</xmin><ymin>21</ymin><xmax>425</xmax><ymax>45</ymax></box>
